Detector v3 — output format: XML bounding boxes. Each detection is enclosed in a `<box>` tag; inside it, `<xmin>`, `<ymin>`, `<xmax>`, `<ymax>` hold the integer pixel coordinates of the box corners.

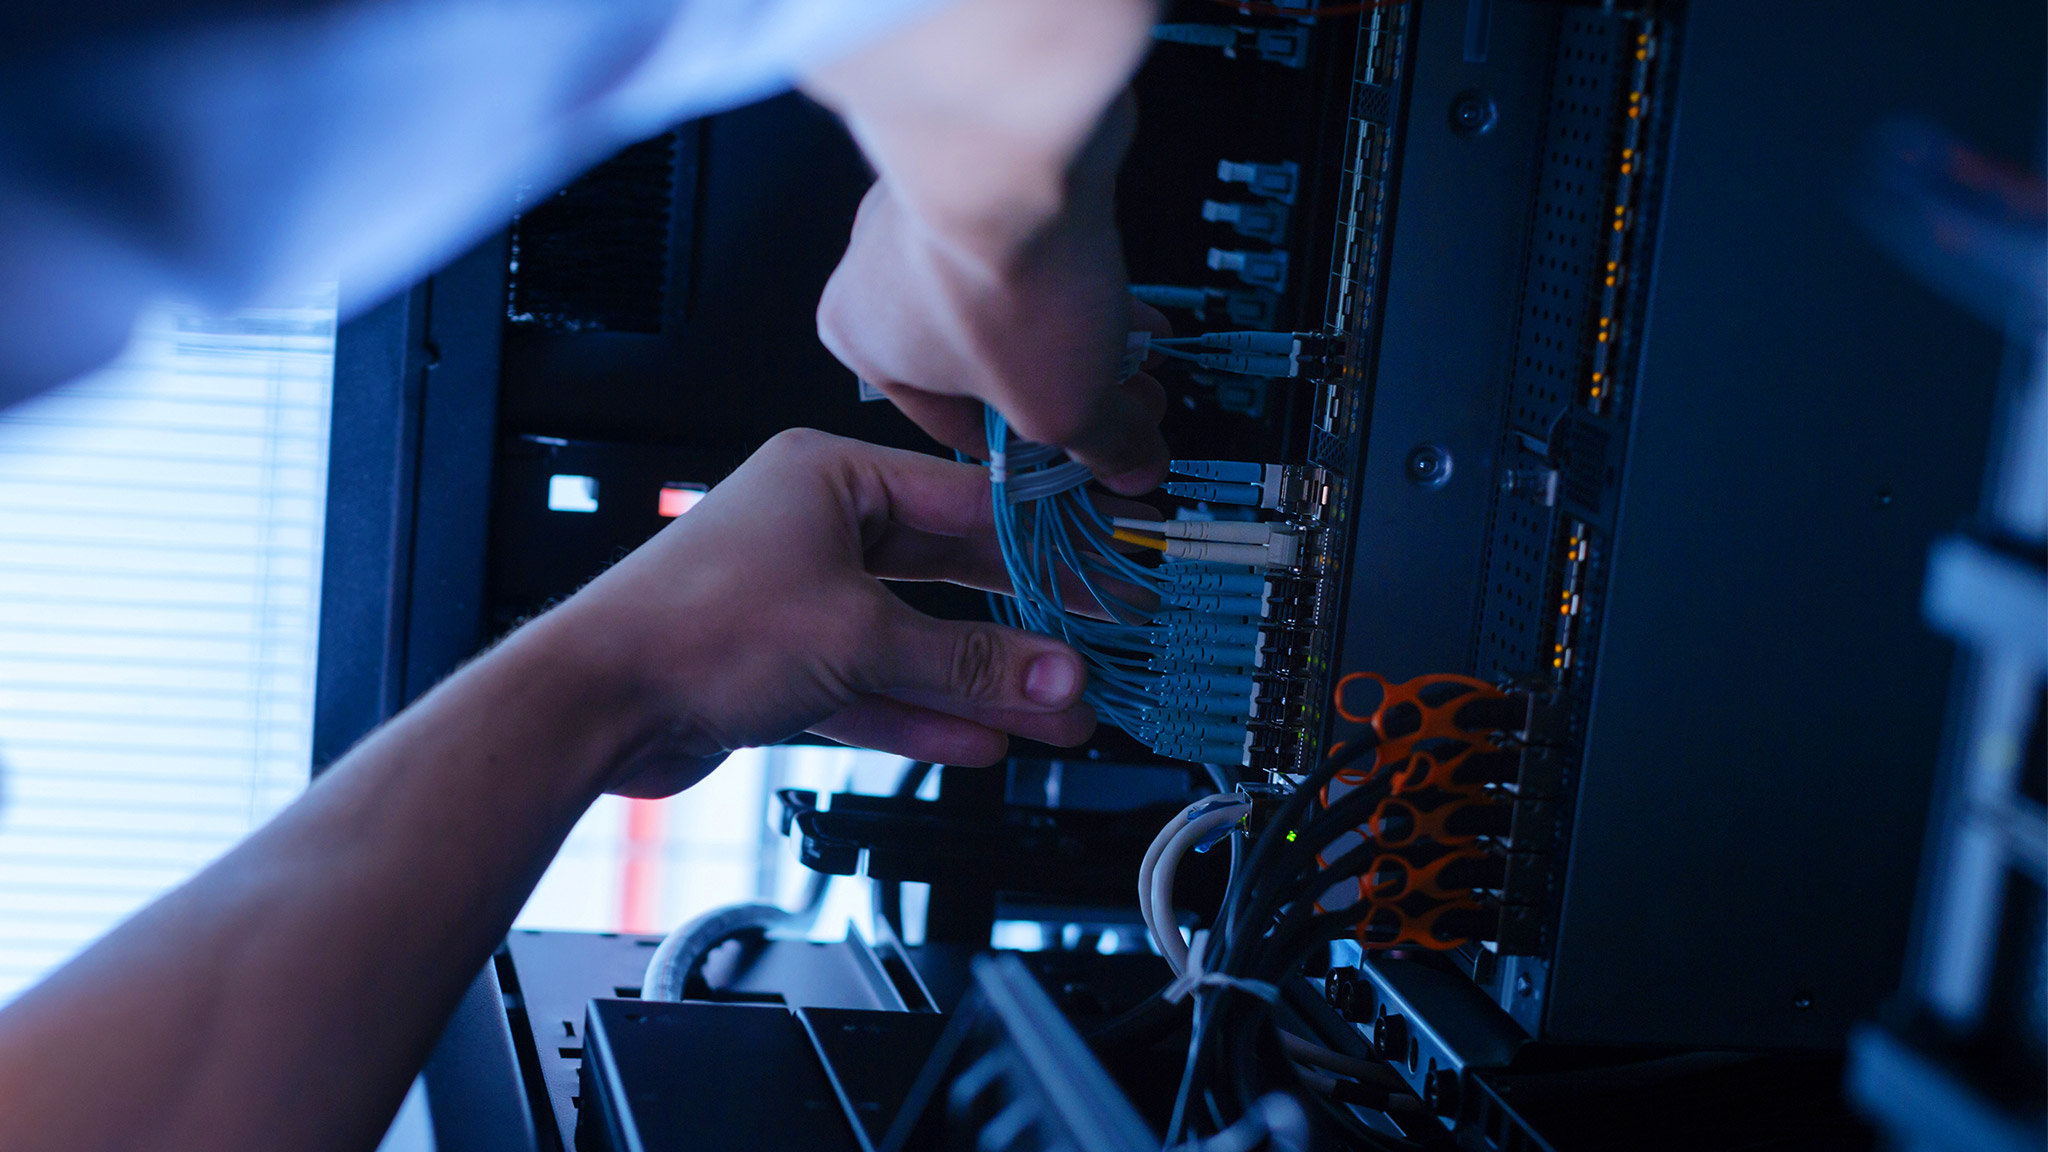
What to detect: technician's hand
<box><xmin>544</xmin><ymin>430</ymin><xmax>1096</xmax><ymax>797</ymax></box>
<box><xmin>816</xmin><ymin>102</ymin><xmax>1170</xmax><ymax>494</ymax></box>
<box><xmin>804</xmin><ymin>0</ymin><xmax>1168</xmax><ymax>495</ymax></box>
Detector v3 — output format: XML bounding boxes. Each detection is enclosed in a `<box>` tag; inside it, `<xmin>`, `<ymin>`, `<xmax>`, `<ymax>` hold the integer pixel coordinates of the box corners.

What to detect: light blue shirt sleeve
<box><xmin>0</xmin><ymin>0</ymin><xmax>952</xmax><ymax>403</ymax></box>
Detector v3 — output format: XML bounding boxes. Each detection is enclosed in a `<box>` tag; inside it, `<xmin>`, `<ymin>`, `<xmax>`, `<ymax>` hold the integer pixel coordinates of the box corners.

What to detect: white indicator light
<box><xmin>547</xmin><ymin>474</ymin><xmax>599</xmax><ymax>513</ymax></box>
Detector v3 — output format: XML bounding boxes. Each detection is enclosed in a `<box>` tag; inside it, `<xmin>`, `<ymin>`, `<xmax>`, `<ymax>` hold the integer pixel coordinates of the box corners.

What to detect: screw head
<box><xmin>1515</xmin><ymin>973</ymin><xmax>1533</xmax><ymax>997</ymax></box>
<box><xmin>1374</xmin><ymin>1012</ymin><xmax>1410</xmax><ymax>1058</ymax></box>
<box><xmin>1406</xmin><ymin>443</ymin><xmax>1453</xmax><ymax>488</ymax></box>
<box><xmin>1449</xmin><ymin>89</ymin><xmax>1498</xmax><ymax>137</ymax></box>
<box><xmin>1425</xmin><ymin>1068</ymin><xmax>1461</xmax><ymax>1116</ymax></box>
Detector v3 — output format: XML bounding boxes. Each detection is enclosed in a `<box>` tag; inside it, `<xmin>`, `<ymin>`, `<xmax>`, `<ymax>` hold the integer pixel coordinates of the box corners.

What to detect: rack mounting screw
<box><xmin>1374</xmin><ymin>1012</ymin><xmax>1410</xmax><ymax>1060</ymax></box>
<box><xmin>1449</xmin><ymin>89</ymin><xmax>1498</xmax><ymax>137</ymax></box>
<box><xmin>1407</xmin><ymin>443</ymin><xmax>1453</xmax><ymax>488</ymax></box>
<box><xmin>1425</xmin><ymin>1068</ymin><xmax>1461</xmax><ymax>1116</ymax></box>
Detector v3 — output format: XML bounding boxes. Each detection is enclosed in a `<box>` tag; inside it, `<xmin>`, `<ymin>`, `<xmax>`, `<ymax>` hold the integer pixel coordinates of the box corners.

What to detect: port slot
<box><xmin>1547</xmin><ymin>520</ymin><xmax>1592</xmax><ymax>681</ymax></box>
<box><xmin>1582</xmin><ymin>23</ymin><xmax>1663</xmax><ymax>416</ymax></box>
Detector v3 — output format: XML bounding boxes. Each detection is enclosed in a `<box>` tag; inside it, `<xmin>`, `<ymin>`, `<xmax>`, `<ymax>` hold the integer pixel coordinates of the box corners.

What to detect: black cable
<box><xmin>895</xmin><ymin>760</ymin><xmax>935</xmax><ymax>798</ymax></box>
<box><xmin>1184</xmin><ymin>752</ymin><xmax>1434</xmax><ymax>1150</ymax></box>
<box><xmin>1215</xmin><ymin>735</ymin><xmax>1380</xmax><ymax>956</ymax></box>
<box><xmin>876</xmin><ymin>762</ymin><xmax>935</xmax><ymax>934</ymax></box>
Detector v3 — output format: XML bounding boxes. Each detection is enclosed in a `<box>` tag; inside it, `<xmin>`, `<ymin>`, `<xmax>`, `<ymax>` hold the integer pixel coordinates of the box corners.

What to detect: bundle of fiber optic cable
<box><xmin>983</xmin><ymin>398</ymin><xmax>1299</xmax><ymax>765</ymax></box>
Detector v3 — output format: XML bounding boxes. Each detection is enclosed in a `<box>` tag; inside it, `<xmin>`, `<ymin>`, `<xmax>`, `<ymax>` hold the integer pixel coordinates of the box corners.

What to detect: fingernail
<box><xmin>1025</xmin><ymin>654</ymin><xmax>1083</xmax><ymax>707</ymax></box>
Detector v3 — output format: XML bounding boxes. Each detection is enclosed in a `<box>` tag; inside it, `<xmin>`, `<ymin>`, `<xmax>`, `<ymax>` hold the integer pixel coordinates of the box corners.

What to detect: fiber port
<box><xmin>1153</xmin><ymin>24</ymin><xmax>1309</xmax><ymax>69</ymax></box>
<box><xmin>1216</xmin><ymin>159</ymin><xmax>1300</xmax><ymax>205</ymax></box>
<box><xmin>1202</xmin><ymin>198</ymin><xmax>1291</xmax><ymax>244</ymax></box>
<box><xmin>1208</xmin><ymin>248</ymin><xmax>1290</xmax><ymax>293</ymax></box>
<box><xmin>1548</xmin><ymin>520</ymin><xmax>1592</xmax><ymax>679</ymax></box>
<box><xmin>1583</xmin><ymin>25</ymin><xmax>1660</xmax><ymax>416</ymax></box>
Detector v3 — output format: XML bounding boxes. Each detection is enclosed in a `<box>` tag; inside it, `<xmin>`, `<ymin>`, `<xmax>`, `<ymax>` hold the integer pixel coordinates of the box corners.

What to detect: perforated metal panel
<box><xmin>1507</xmin><ymin>13</ymin><xmax>1633</xmax><ymax>438</ymax></box>
<box><xmin>1473</xmin><ymin>12</ymin><xmax>1639</xmax><ymax>683</ymax></box>
<box><xmin>1475</xmin><ymin>499</ymin><xmax>1555</xmax><ymax>682</ymax></box>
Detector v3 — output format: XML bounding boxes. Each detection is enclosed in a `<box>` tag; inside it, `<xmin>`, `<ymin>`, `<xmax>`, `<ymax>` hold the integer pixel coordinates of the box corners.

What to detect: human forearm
<box><xmin>803</xmin><ymin>0</ymin><xmax>1171</xmax><ymax>490</ymax></box>
<box><xmin>0</xmin><ymin>609</ymin><xmax>647</xmax><ymax>1151</ymax></box>
<box><xmin>0</xmin><ymin>433</ymin><xmax>1091</xmax><ymax>1151</ymax></box>
<box><xmin>801</xmin><ymin>0</ymin><xmax>1158</xmax><ymax>260</ymax></box>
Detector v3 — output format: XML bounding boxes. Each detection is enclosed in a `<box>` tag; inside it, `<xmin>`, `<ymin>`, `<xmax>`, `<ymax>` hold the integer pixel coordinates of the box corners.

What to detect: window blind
<box><xmin>0</xmin><ymin>290</ymin><xmax>335</xmax><ymax>1003</ymax></box>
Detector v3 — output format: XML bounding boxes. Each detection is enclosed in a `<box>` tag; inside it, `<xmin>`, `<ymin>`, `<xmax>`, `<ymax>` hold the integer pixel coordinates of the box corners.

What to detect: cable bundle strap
<box><xmin>1163</xmin><ymin>929</ymin><xmax>1279</xmax><ymax>1005</ymax></box>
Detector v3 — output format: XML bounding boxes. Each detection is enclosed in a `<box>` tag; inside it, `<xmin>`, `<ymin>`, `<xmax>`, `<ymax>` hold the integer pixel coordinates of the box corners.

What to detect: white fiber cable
<box><xmin>1148</xmin><ymin>804</ymin><xmax>1250</xmax><ymax>969</ymax></box>
<box><xmin>1140</xmin><ymin>794</ymin><xmax>1408</xmax><ymax>1093</ymax></box>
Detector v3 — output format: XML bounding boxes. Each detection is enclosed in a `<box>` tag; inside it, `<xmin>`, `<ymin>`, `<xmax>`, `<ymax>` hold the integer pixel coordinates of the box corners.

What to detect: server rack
<box><xmin>310</xmin><ymin>2</ymin><xmax>2045</xmax><ymax>1148</ymax></box>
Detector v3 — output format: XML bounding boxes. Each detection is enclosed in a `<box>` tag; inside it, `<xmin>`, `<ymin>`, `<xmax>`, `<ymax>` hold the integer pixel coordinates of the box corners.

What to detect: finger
<box><xmin>1128</xmin><ymin>296</ymin><xmax>1174</xmax><ymax>369</ymax></box>
<box><xmin>822</xmin><ymin>431</ymin><xmax>999</xmax><ymax>541</ymax></box>
<box><xmin>870</xmin><ymin>521</ymin><xmax>1158</xmax><ymax>620</ymax></box>
<box><xmin>865</xmin><ymin>601</ymin><xmax>1090</xmax><ymax>714</ymax></box>
<box><xmin>809</xmin><ymin>697</ymin><xmax>1010</xmax><ymax>766</ymax></box>
<box><xmin>876</xmin><ymin>381</ymin><xmax>989</xmax><ymax>460</ymax></box>
<box><xmin>1055</xmin><ymin>376</ymin><xmax>1169</xmax><ymax>496</ymax></box>
<box><xmin>868</xmin><ymin>523</ymin><xmax>1011</xmax><ymax>591</ymax></box>
<box><xmin>1123</xmin><ymin>370</ymin><xmax>1169</xmax><ymax>425</ymax></box>
<box><xmin>1095</xmin><ymin>491</ymin><xmax>1165</xmax><ymax>522</ymax></box>
<box><xmin>888</xmin><ymin>688</ymin><xmax>1097</xmax><ymax>748</ymax></box>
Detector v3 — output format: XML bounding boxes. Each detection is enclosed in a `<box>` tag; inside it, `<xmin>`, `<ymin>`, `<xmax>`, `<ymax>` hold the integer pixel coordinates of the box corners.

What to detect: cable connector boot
<box><xmin>1216</xmin><ymin>159</ymin><xmax>1300</xmax><ymax>204</ymax></box>
<box><xmin>1128</xmin><ymin>285</ymin><xmax>1278</xmax><ymax>328</ymax></box>
<box><xmin>1207</xmin><ymin>247</ymin><xmax>1289</xmax><ymax>293</ymax></box>
<box><xmin>1159</xmin><ymin>590</ymin><xmax>1266</xmax><ymax>618</ymax></box>
<box><xmin>1162</xmin><ymin>563</ymin><xmax>1267</xmax><ymax>597</ymax></box>
<box><xmin>1202</xmin><ymin>199</ymin><xmax>1290</xmax><ymax>244</ymax></box>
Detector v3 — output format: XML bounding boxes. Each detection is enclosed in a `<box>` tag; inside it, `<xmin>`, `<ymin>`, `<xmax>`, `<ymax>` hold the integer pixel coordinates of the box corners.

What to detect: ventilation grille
<box><xmin>1473</xmin><ymin>12</ymin><xmax>1637</xmax><ymax>681</ymax></box>
<box><xmin>1475</xmin><ymin>499</ymin><xmax>1555</xmax><ymax>681</ymax></box>
<box><xmin>1504</xmin><ymin>13</ymin><xmax>1633</xmax><ymax>436</ymax></box>
<box><xmin>508</xmin><ymin>133</ymin><xmax>679</xmax><ymax>334</ymax></box>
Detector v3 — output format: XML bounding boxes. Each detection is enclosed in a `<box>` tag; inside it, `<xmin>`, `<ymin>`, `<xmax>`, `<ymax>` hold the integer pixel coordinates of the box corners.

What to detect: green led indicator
<box><xmin>1286</xmin><ymin>830</ymin><xmax>1298</xmax><ymax>842</ymax></box>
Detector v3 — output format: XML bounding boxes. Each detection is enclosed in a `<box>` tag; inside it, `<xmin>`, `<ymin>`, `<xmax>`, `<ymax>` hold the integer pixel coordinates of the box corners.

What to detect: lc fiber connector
<box><xmin>1151</xmin><ymin>331</ymin><xmax>1346</xmax><ymax>379</ymax></box>
<box><xmin>1153</xmin><ymin>24</ymin><xmax>1309</xmax><ymax>68</ymax></box>
<box><xmin>1203</xmin><ymin>199</ymin><xmax>1290</xmax><ymax>245</ymax></box>
<box><xmin>1130</xmin><ymin>283</ymin><xmax>1280</xmax><ymax>328</ymax></box>
<box><xmin>1217</xmin><ymin>159</ymin><xmax>1301</xmax><ymax>204</ymax></box>
<box><xmin>1208</xmin><ymin>248</ymin><xmax>1290</xmax><ymax>294</ymax></box>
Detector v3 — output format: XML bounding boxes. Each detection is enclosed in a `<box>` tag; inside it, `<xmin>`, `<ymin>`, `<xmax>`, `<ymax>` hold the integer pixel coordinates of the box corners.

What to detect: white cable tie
<box><xmin>1009</xmin><ymin>442</ymin><xmax>1065</xmax><ymax>469</ymax></box>
<box><xmin>989</xmin><ymin>449</ymin><xmax>1007</xmax><ymax>485</ymax></box>
<box><xmin>1162</xmin><ymin>929</ymin><xmax>1280</xmax><ymax>1005</ymax></box>
<box><xmin>1121</xmin><ymin>330</ymin><xmax>1153</xmax><ymax>380</ymax></box>
<box><xmin>1005</xmin><ymin>458</ymin><xmax>1091</xmax><ymax>504</ymax></box>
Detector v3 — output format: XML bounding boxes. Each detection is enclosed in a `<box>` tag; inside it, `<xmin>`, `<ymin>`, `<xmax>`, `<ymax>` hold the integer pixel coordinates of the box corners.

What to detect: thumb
<box><xmin>867</xmin><ymin>600</ymin><xmax>1089</xmax><ymax>714</ymax></box>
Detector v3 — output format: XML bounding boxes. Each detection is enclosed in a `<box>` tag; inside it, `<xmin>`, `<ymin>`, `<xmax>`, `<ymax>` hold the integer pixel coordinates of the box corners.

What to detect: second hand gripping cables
<box><xmin>982</xmin><ymin>329</ymin><xmax>1335</xmax><ymax>767</ymax></box>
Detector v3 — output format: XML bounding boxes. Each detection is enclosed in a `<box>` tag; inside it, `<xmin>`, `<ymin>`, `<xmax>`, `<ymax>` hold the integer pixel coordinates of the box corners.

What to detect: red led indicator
<box><xmin>658</xmin><ymin>484</ymin><xmax>706</xmax><ymax>518</ymax></box>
